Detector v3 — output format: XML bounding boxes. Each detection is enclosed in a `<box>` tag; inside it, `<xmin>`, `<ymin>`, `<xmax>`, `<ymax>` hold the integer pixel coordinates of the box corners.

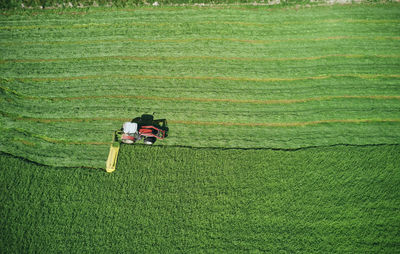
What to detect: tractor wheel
<box><xmin>144</xmin><ymin>137</ymin><xmax>157</xmax><ymax>145</ymax></box>
<box><xmin>121</xmin><ymin>134</ymin><xmax>135</xmax><ymax>144</ymax></box>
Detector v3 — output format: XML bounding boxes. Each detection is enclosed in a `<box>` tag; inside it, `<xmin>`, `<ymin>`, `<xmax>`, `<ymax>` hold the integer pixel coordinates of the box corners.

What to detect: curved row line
<box><xmin>1</xmin><ymin>19</ymin><xmax>398</xmax><ymax>30</ymax></box>
<box><xmin>12</xmin><ymin>73</ymin><xmax>400</xmax><ymax>83</ymax></box>
<box><xmin>2</xmin><ymin>54</ymin><xmax>400</xmax><ymax>64</ymax></box>
<box><xmin>25</xmin><ymin>95</ymin><xmax>400</xmax><ymax>104</ymax></box>
<box><xmin>1</xmin><ymin>36</ymin><xmax>399</xmax><ymax>46</ymax></box>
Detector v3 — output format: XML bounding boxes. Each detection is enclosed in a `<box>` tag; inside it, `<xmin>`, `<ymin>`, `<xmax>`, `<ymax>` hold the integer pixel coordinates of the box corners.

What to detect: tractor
<box><xmin>106</xmin><ymin>114</ymin><xmax>169</xmax><ymax>172</ymax></box>
<box><xmin>120</xmin><ymin>114</ymin><xmax>169</xmax><ymax>145</ymax></box>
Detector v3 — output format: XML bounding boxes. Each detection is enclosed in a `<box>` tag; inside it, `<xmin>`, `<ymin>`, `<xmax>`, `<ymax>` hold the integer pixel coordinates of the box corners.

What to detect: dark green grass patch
<box><xmin>1</xmin><ymin>145</ymin><xmax>399</xmax><ymax>252</ymax></box>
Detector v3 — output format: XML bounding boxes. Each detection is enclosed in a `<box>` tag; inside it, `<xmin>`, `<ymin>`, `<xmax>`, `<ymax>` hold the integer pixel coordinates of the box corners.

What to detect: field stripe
<box><xmin>25</xmin><ymin>95</ymin><xmax>400</xmax><ymax>104</ymax></box>
<box><xmin>170</xmin><ymin>119</ymin><xmax>400</xmax><ymax>127</ymax></box>
<box><xmin>12</xmin><ymin>73</ymin><xmax>400</xmax><ymax>83</ymax></box>
<box><xmin>0</xmin><ymin>22</ymin><xmax>150</xmax><ymax>30</ymax></box>
<box><xmin>7</xmin><ymin>117</ymin><xmax>400</xmax><ymax>146</ymax></box>
<box><xmin>3</xmin><ymin>127</ymin><xmax>109</xmax><ymax>145</ymax></box>
<box><xmin>203</xmin><ymin>19</ymin><xmax>400</xmax><ymax>26</ymax></box>
<box><xmin>6</xmin><ymin>85</ymin><xmax>398</xmax><ymax>104</ymax></box>
<box><xmin>1</xmin><ymin>19</ymin><xmax>398</xmax><ymax>30</ymax></box>
<box><xmin>33</xmin><ymin>134</ymin><xmax>109</xmax><ymax>145</ymax></box>
<box><xmin>25</xmin><ymin>137</ymin><xmax>109</xmax><ymax>145</ymax></box>
<box><xmin>2</xmin><ymin>54</ymin><xmax>400</xmax><ymax>64</ymax></box>
<box><xmin>0</xmin><ymin>5</ymin><xmax>397</xmax><ymax>16</ymax></box>
<box><xmin>1</xmin><ymin>36</ymin><xmax>399</xmax><ymax>46</ymax></box>
<box><xmin>3</xmin><ymin>112</ymin><xmax>400</xmax><ymax>127</ymax></box>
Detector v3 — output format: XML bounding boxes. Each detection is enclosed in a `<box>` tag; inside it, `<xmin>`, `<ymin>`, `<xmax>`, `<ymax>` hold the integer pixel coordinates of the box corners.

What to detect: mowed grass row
<box><xmin>1</xmin><ymin>145</ymin><xmax>399</xmax><ymax>252</ymax></box>
<box><xmin>1</xmin><ymin>5</ymin><xmax>399</xmax><ymax>39</ymax></box>
<box><xmin>2</xmin><ymin>56</ymin><xmax>400</xmax><ymax>78</ymax></box>
<box><xmin>4</xmin><ymin>76</ymin><xmax>400</xmax><ymax>99</ymax></box>
<box><xmin>1</xmin><ymin>4</ymin><xmax>400</xmax><ymax>167</ymax></box>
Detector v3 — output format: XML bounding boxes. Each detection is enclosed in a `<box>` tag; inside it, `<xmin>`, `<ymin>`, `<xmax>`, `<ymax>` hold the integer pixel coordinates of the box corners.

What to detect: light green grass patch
<box><xmin>1</xmin><ymin>4</ymin><xmax>399</xmax><ymax>167</ymax></box>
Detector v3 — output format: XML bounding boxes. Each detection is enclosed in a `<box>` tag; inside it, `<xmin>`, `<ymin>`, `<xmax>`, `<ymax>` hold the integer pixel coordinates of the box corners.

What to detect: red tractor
<box><xmin>107</xmin><ymin>114</ymin><xmax>169</xmax><ymax>172</ymax></box>
<box><xmin>119</xmin><ymin>114</ymin><xmax>169</xmax><ymax>145</ymax></box>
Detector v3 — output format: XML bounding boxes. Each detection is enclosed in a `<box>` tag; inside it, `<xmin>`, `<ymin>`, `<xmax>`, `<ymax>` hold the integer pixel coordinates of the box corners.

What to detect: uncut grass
<box><xmin>1</xmin><ymin>145</ymin><xmax>399</xmax><ymax>252</ymax></box>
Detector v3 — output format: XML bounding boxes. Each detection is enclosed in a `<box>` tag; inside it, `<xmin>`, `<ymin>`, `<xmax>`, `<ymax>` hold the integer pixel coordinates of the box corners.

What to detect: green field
<box><xmin>1</xmin><ymin>2</ymin><xmax>400</xmax><ymax>252</ymax></box>
<box><xmin>1</xmin><ymin>145</ymin><xmax>400</xmax><ymax>252</ymax></box>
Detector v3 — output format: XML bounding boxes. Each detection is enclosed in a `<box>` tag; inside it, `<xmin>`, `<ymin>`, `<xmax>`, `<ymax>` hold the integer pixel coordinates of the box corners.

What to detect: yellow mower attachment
<box><xmin>106</xmin><ymin>131</ymin><xmax>121</xmax><ymax>173</ymax></box>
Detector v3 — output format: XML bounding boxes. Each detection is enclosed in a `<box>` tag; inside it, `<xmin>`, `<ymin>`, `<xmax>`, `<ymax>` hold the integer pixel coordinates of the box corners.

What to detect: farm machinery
<box><xmin>106</xmin><ymin>114</ymin><xmax>169</xmax><ymax>172</ymax></box>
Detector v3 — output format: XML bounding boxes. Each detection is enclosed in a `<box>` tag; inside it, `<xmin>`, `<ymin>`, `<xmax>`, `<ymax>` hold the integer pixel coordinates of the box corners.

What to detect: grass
<box><xmin>1</xmin><ymin>3</ymin><xmax>399</xmax><ymax>252</ymax></box>
<box><xmin>1</xmin><ymin>0</ymin><xmax>319</xmax><ymax>10</ymax></box>
<box><xmin>1</xmin><ymin>144</ymin><xmax>399</xmax><ymax>252</ymax></box>
<box><xmin>1</xmin><ymin>3</ymin><xmax>400</xmax><ymax>168</ymax></box>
